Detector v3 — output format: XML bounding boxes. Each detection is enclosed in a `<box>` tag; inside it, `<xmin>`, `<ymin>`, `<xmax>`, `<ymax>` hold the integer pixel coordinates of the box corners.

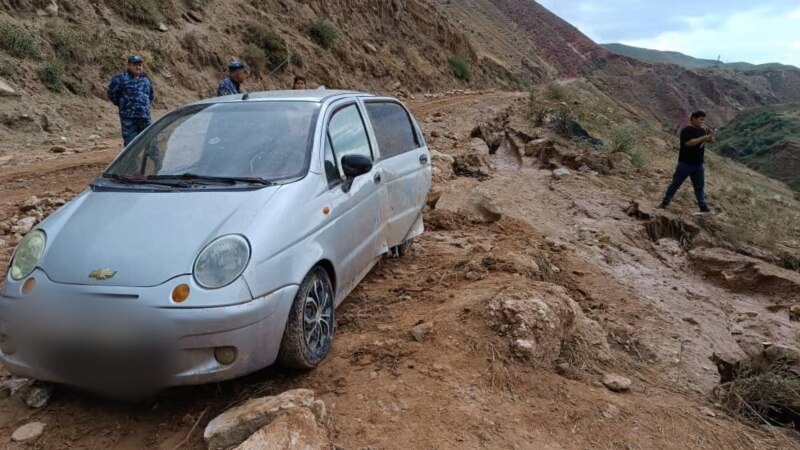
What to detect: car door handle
<box><xmin>419</xmin><ymin>154</ymin><xmax>429</xmax><ymax>165</ymax></box>
<box><xmin>373</xmin><ymin>173</ymin><xmax>382</xmax><ymax>184</ymax></box>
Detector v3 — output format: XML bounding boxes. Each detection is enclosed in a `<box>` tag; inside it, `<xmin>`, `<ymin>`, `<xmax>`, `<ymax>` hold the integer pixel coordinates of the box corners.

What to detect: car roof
<box><xmin>191</xmin><ymin>90</ymin><xmax>376</xmax><ymax>106</ymax></box>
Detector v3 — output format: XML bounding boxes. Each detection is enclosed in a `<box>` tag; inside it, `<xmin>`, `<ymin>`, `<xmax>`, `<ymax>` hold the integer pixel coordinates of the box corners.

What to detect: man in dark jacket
<box><xmin>107</xmin><ymin>55</ymin><xmax>155</xmax><ymax>147</ymax></box>
<box><xmin>217</xmin><ymin>61</ymin><xmax>248</xmax><ymax>96</ymax></box>
<box><xmin>659</xmin><ymin>110</ymin><xmax>715</xmax><ymax>212</ymax></box>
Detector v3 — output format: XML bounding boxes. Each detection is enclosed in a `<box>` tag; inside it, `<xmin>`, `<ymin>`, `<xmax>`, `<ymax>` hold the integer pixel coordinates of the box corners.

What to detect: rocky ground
<box><xmin>0</xmin><ymin>91</ymin><xmax>799</xmax><ymax>449</ymax></box>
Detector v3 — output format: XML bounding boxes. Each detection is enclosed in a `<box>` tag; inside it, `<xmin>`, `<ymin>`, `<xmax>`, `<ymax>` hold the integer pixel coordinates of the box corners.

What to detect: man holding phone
<box><xmin>659</xmin><ymin>110</ymin><xmax>715</xmax><ymax>213</ymax></box>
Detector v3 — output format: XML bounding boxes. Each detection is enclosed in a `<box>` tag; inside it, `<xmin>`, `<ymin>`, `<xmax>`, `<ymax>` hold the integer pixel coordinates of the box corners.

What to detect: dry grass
<box><xmin>715</xmin><ymin>362</ymin><xmax>800</xmax><ymax>430</ymax></box>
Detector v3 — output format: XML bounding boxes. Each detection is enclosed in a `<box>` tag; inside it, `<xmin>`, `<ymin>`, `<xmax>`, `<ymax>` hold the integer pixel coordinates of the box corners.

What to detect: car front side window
<box><xmin>326</xmin><ymin>104</ymin><xmax>373</xmax><ymax>178</ymax></box>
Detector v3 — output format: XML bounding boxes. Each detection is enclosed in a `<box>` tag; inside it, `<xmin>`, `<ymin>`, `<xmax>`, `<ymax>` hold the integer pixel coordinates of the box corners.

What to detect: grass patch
<box><xmin>545</xmin><ymin>83</ymin><xmax>569</xmax><ymax>101</ymax></box>
<box><xmin>106</xmin><ymin>0</ymin><xmax>164</xmax><ymax>28</ymax></box>
<box><xmin>64</xmin><ymin>78</ymin><xmax>88</xmax><ymax>95</ymax></box>
<box><xmin>47</xmin><ymin>24</ymin><xmax>88</xmax><ymax>62</ymax></box>
<box><xmin>554</xmin><ymin>106</ymin><xmax>573</xmax><ymax>137</ymax></box>
<box><xmin>244</xmin><ymin>23</ymin><xmax>288</xmax><ymax>72</ymax></box>
<box><xmin>38</xmin><ymin>61</ymin><xmax>64</xmax><ymax>92</ymax></box>
<box><xmin>0</xmin><ymin>24</ymin><xmax>38</xmax><ymax>59</ymax></box>
<box><xmin>715</xmin><ymin>361</ymin><xmax>800</xmax><ymax>429</ymax></box>
<box><xmin>243</xmin><ymin>43</ymin><xmax>267</xmax><ymax>75</ymax></box>
<box><xmin>310</xmin><ymin>20</ymin><xmax>338</xmax><ymax>49</ymax></box>
<box><xmin>607</xmin><ymin>124</ymin><xmax>648</xmax><ymax>168</ymax></box>
<box><xmin>449</xmin><ymin>55</ymin><xmax>471</xmax><ymax>81</ymax></box>
<box><xmin>180</xmin><ymin>32</ymin><xmax>222</xmax><ymax>69</ymax></box>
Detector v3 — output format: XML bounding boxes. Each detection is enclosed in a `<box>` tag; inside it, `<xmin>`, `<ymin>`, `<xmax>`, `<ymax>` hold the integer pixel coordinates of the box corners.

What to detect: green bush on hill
<box><xmin>0</xmin><ymin>24</ymin><xmax>38</xmax><ymax>59</ymax></box>
<box><xmin>244</xmin><ymin>23</ymin><xmax>289</xmax><ymax>72</ymax></box>
<box><xmin>310</xmin><ymin>20</ymin><xmax>338</xmax><ymax>49</ymax></box>
<box><xmin>449</xmin><ymin>55</ymin><xmax>471</xmax><ymax>81</ymax></box>
<box><xmin>39</xmin><ymin>61</ymin><xmax>64</xmax><ymax>92</ymax></box>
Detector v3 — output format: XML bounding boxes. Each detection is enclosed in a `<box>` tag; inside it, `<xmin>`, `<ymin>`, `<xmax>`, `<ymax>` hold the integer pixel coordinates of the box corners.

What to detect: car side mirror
<box><xmin>341</xmin><ymin>155</ymin><xmax>372</xmax><ymax>178</ymax></box>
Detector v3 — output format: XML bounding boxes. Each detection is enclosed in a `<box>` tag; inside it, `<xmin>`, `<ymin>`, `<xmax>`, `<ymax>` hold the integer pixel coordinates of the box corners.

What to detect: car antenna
<box><xmin>242</xmin><ymin>92</ymin><xmax>250</xmax><ymax>100</ymax></box>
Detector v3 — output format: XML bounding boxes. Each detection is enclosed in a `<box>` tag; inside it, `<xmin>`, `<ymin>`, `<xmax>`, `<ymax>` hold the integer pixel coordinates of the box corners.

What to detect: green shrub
<box><xmin>607</xmin><ymin>124</ymin><xmax>647</xmax><ymax>168</ymax></box>
<box><xmin>39</xmin><ymin>61</ymin><xmax>64</xmax><ymax>92</ymax></box>
<box><xmin>449</xmin><ymin>55</ymin><xmax>471</xmax><ymax>81</ymax></box>
<box><xmin>554</xmin><ymin>106</ymin><xmax>572</xmax><ymax>137</ymax></box>
<box><xmin>244</xmin><ymin>23</ymin><xmax>288</xmax><ymax>71</ymax></box>
<box><xmin>48</xmin><ymin>25</ymin><xmax>88</xmax><ymax>62</ymax></box>
<box><xmin>290</xmin><ymin>52</ymin><xmax>304</xmax><ymax>68</ymax></box>
<box><xmin>0</xmin><ymin>24</ymin><xmax>38</xmax><ymax>59</ymax></box>
<box><xmin>310</xmin><ymin>20</ymin><xmax>338</xmax><ymax>49</ymax></box>
<box><xmin>181</xmin><ymin>32</ymin><xmax>222</xmax><ymax>69</ymax></box>
<box><xmin>545</xmin><ymin>83</ymin><xmax>568</xmax><ymax>101</ymax></box>
<box><xmin>243</xmin><ymin>43</ymin><xmax>267</xmax><ymax>75</ymax></box>
<box><xmin>106</xmin><ymin>0</ymin><xmax>164</xmax><ymax>28</ymax></box>
<box><xmin>146</xmin><ymin>41</ymin><xmax>168</xmax><ymax>73</ymax></box>
<box><xmin>64</xmin><ymin>78</ymin><xmax>88</xmax><ymax>95</ymax></box>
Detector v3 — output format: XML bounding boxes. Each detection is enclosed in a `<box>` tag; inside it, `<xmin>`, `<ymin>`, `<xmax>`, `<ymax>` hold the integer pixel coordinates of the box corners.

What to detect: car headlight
<box><xmin>193</xmin><ymin>235</ymin><xmax>250</xmax><ymax>289</ymax></box>
<box><xmin>10</xmin><ymin>230</ymin><xmax>46</xmax><ymax>281</ymax></box>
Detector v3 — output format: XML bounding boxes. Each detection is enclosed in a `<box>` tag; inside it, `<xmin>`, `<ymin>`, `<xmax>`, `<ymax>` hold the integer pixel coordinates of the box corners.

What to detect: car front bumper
<box><xmin>0</xmin><ymin>272</ymin><xmax>298</xmax><ymax>391</ymax></box>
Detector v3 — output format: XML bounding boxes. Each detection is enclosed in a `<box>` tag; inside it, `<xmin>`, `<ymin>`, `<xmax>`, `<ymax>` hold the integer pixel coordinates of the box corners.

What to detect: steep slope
<box><xmin>602</xmin><ymin>43</ymin><xmax>798</xmax><ymax>71</ymax></box>
<box><xmin>716</xmin><ymin>104</ymin><xmax>800</xmax><ymax>192</ymax></box>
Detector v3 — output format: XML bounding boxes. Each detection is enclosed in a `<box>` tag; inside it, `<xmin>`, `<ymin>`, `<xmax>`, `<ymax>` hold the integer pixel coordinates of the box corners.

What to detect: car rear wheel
<box><xmin>278</xmin><ymin>266</ymin><xmax>335</xmax><ymax>369</ymax></box>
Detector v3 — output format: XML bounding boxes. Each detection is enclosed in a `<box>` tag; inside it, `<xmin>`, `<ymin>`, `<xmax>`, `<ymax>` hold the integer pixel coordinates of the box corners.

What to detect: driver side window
<box><xmin>325</xmin><ymin>104</ymin><xmax>372</xmax><ymax>187</ymax></box>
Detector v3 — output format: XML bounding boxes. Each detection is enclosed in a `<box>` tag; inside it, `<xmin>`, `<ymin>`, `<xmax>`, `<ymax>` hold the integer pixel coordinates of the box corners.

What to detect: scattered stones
<box><xmin>49</xmin><ymin>145</ymin><xmax>67</xmax><ymax>153</ymax></box>
<box><xmin>429</xmin><ymin>149</ymin><xmax>454</xmax><ymax>165</ymax></box>
<box><xmin>12</xmin><ymin>422</ymin><xmax>46</xmax><ymax>442</ymax></box>
<box><xmin>699</xmin><ymin>406</ymin><xmax>716</xmax><ymax>418</ymax></box>
<box><xmin>13</xmin><ymin>217</ymin><xmax>37</xmax><ymax>234</ymax></box>
<box><xmin>524</xmin><ymin>137</ymin><xmax>553</xmax><ymax>157</ymax></box>
<box><xmin>513</xmin><ymin>339</ymin><xmax>535</xmax><ymax>358</ymax></box>
<box><xmin>203</xmin><ymin>389</ymin><xmax>316</xmax><ymax>450</ymax></box>
<box><xmin>789</xmin><ymin>305</ymin><xmax>800</xmax><ymax>322</ymax></box>
<box><xmin>552</xmin><ymin>168</ymin><xmax>571</xmax><ymax>180</ymax></box>
<box><xmin>602</xmin><ymin>403</ymin><xmax>620</xmax><ymax>419</ymax></box>
<box><xmin>25</xmin><ymin>382</ymin><xmax>53</xmax><ymax>409</ymax></box>
<box><xmin>608</xmin><ymin>152</ymin><xmax>635</xmax><ymax>172</ymax></box>
<box><xmin>0</xmin><ymin>221</ymin><xmax>10</xmax><ymax>235</ymax></box>
<box><xmin>44</xmin><ymin>0</ymin><xmax>58</xmax><ymax>15</ymax></box>
<box><xmin>602</xmin><ymin>374</ymin><xmax>632</xmax><ymax>392</ymax></box>
<box><xmin>364</xmin><ymin>42</ymin><xmax>377</xmax><ymax>53</ymax></box>
<box><xmin>187</xmin><ymin>10</ymin><xmax>204</xmax><ymax>22</ymax></box>
<box><xmin>0</xmin><ymin>78</ymin><xmax>18</xmax><ymax>96</ymax></box>
<box><xmin>437</xmin><ymin>184</ymin><xmax>502</xmax><ymax>224</ymax></box>
<box><xmin>469</xmin><ymin>138</ymin><xmax>491</xmax><ymax>155</ymax></box>
<box><xmin>411</xmin><ymin>322</ymin><xmax>434</xmax><ymax>342</ymax></box>
<box><xmin>430</xmin><ymin>130</ymin><xmax>440</xmax><ymax>138</ymax></box>
<box><xmin>157</xmin><ymin>23</ymin><xmax>168</xmax><ymax>32</ymax></box>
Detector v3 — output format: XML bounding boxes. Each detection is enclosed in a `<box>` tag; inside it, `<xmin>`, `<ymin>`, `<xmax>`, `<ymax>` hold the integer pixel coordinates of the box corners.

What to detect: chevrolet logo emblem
<box><xmin>88</xmin><ymin>269</ymin><xmax>117</xmax><ymax>281</ymax></box>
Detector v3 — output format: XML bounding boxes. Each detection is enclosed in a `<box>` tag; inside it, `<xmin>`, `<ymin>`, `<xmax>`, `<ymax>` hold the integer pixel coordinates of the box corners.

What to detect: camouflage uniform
<box><xmin>107</xmin><ymin>71</ymin><xmax>155</xmax><ymax>146</ymax></box>
<box><xmin>217</xmin><ymin>76</ymin><xmax>242</xmax><ymax>96</ymax></box>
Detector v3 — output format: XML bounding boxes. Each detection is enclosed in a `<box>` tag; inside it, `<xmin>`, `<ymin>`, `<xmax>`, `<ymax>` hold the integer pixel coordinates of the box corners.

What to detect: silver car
<box><xmin>0</xmin><ymin>90</ymin><xmax>431</xmax><ymax>393</ymax></box>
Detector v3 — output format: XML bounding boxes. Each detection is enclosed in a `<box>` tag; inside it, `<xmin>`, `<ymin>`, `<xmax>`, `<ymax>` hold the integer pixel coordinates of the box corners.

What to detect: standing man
<box><xmin>218</xmin><ymin>61</ymin><xmax>248</xmax><ymax>96</ymax></box>
<box><xmin>107</xmin><ymin>55</ymin><xmax>155</xmax><ymax>147</ymax></box>
<box><xmin>659</xmin><ymin>111</ymin><xmax>715</xmax><ymax>212</ymax></box>
<box><xmin>292</xmin><ymin>75</ymin><xmax>306</xmax><ymax>90</ymax></box>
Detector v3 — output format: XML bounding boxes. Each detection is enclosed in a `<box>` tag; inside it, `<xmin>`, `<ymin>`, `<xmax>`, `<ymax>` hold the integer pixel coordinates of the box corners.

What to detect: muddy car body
<box><xmin>0</xmin><ymin>90</ymin><xmax>431</xmax><ymax>392</ymax></box>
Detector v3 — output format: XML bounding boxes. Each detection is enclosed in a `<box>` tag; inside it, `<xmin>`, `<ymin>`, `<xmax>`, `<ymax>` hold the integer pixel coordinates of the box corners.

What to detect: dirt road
<box><xmin>0</xmin><ymin>92</ymin><xmax>794</xmax><ymax>449</ymax></box>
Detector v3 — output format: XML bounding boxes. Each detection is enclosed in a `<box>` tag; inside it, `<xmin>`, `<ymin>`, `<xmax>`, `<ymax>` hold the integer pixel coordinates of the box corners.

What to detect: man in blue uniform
<box><xmin>107</xmin><ymin>55</ymin><xmax>155</xmax><ymax>147</ymax></box>
<box><xmin>659</xmin><ymin>111</ymin><xmax>715</xmax><ymax>212</ymax></box>
<box><xmin>217</xmin><ymin>61</ymin><xmax>248</xmax><ymax>96</ymax></box>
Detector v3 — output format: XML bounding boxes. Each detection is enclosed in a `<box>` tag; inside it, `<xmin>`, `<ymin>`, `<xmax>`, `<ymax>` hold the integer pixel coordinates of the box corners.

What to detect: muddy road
<box><xmin>0</xmin><ymin>92</ymin><xmax>795</xmax><ymax>449</ymax></box>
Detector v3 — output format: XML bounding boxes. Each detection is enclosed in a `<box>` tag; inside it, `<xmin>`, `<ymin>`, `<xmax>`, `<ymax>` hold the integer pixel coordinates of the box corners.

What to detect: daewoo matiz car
<box><xmin>0</xmin><ymin>90</ymin><xmax>431</xmax><ymax>393</ymax></box>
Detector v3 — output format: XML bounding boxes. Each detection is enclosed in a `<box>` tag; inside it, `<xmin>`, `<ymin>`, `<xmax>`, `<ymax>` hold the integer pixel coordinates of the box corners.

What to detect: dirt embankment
<box><xmin>1</xmin><ymin>91</ymin><xmax>798</xmax><ymax>449</ymax></box>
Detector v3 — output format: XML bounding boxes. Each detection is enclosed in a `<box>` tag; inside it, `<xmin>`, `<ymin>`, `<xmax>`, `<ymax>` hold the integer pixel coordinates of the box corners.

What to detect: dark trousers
<box><xmin>661</xmin><ymin>162</ymin><xmax>707</xmax><ymax>208</ymax></box>
<box><xmin>121</xmin><ymin>117</ymin><xmax>151</xmax><ymax>147</ymax></box>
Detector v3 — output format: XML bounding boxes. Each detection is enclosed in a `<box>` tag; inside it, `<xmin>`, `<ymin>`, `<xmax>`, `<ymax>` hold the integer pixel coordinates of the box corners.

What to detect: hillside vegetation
<box><xmin>716</xmin><ymin>104</ymin><xmax>800</xmax><ymax>192</ymax></box>
<box><xmin>602</xmin><ymin>43</ymin><xmax>798</xmax><ymax>71</ymax></box>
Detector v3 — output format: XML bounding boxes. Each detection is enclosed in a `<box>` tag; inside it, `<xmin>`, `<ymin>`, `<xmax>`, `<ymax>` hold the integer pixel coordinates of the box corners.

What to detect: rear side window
<box><xmin>365</xmin><ymin>102</ymin><xmax>420</xmax><ymax>160</ymax></box>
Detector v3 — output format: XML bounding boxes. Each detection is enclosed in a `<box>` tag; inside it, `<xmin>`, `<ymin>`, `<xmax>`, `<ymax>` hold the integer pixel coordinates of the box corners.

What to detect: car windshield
<box><xmin>104</xmin><ymin>101</ymin><xmax>320</xmax><ymax>183</ymax></box>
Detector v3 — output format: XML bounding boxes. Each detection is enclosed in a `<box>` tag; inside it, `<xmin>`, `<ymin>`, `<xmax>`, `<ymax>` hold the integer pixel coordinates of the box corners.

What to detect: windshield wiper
<box><xmin>100</xmin><ymin>173</ymin><xmax>190</xmax><ymax>188</ymax></box>
<box><xmin>149</xmin><ymin>173</ymin><xmax>274</xmax><ymax>186</ymax></box>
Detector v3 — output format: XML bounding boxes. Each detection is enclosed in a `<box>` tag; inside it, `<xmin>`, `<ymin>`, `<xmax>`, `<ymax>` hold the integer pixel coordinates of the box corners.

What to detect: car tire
<box><xmin>278</xmin><ymin>266</ymin><xmax>335</xmax><ymax>369</ymax></box>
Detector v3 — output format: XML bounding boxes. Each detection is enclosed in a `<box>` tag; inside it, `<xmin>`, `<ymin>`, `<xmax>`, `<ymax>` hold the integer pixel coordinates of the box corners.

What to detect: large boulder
<box><xmin>452</xmin><ymin>151</ymin><xmax>495</xmax><ymax>180</ymax></box>
<box><xmin>234</xmin><ymin>408</ymin><xmax>329</xmax><ymax>450</ymax></box>
<box><xmin>524</xmin><ymin>137</ymin><xmax>554</xmax><ymax>157</ymax></box>
<box><xmin>204</xmin><ymin>389</ymin><xmax>316</xmax><ymax>450</ymax></box>
<box><xmin>486</xmin><ymin>282</ymin><xmax>610</xmax><ymax>367</ymax></box>
<box><xmin>437</xmin><ymin>183</ymin><xmax>502</xmax><ymax>224</ymax></box>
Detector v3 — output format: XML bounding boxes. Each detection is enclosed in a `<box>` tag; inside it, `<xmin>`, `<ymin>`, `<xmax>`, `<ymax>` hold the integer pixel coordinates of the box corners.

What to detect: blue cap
<box><xmin>228</xmin><ymin>60</ymin><xmax>247</xmax><ymax>72</ymax></box>
<box><xmin>128</xmin><ymin>55</ymin><xmax>144</xmax><ymax>64</ymax></box>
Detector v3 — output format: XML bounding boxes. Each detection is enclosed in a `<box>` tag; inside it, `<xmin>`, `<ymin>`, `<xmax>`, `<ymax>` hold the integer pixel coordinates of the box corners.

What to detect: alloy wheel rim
<box><xmin>303</xmin><ymin>278</ymin><xmax>332</xmax><ymax>353</ymax></box>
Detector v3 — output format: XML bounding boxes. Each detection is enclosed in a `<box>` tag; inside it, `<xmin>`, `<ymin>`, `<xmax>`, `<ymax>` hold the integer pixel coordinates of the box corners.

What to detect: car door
<box><xmin>322</xmin><ymin>101</ymin><xmax>385</xmax><ymax>300</ymax></box>
<box><xmin>362</xmin><ymin>99</ymin><xmax>431</xmax><ymax>248</ymax></box>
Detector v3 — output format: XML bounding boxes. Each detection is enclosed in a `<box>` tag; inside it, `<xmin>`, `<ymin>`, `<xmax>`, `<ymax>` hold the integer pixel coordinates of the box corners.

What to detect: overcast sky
<box><xmin>537</xmin><ymin>1</ymin><xmax>800</xmax><ymax>66</ymax></box>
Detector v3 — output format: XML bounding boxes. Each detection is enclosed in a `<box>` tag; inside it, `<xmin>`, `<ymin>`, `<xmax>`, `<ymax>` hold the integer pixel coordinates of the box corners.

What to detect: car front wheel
<box><xmin>278</xmin><ymin>266</ymin><xmax>335</xmax><ymax>369</ymax></box>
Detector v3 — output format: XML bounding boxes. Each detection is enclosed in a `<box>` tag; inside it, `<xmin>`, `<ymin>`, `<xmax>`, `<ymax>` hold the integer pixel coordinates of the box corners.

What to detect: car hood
<box><xmin>38</xmin><ymin>186</ymin><xmax>280</xmax><ymax>287</ymax></box>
